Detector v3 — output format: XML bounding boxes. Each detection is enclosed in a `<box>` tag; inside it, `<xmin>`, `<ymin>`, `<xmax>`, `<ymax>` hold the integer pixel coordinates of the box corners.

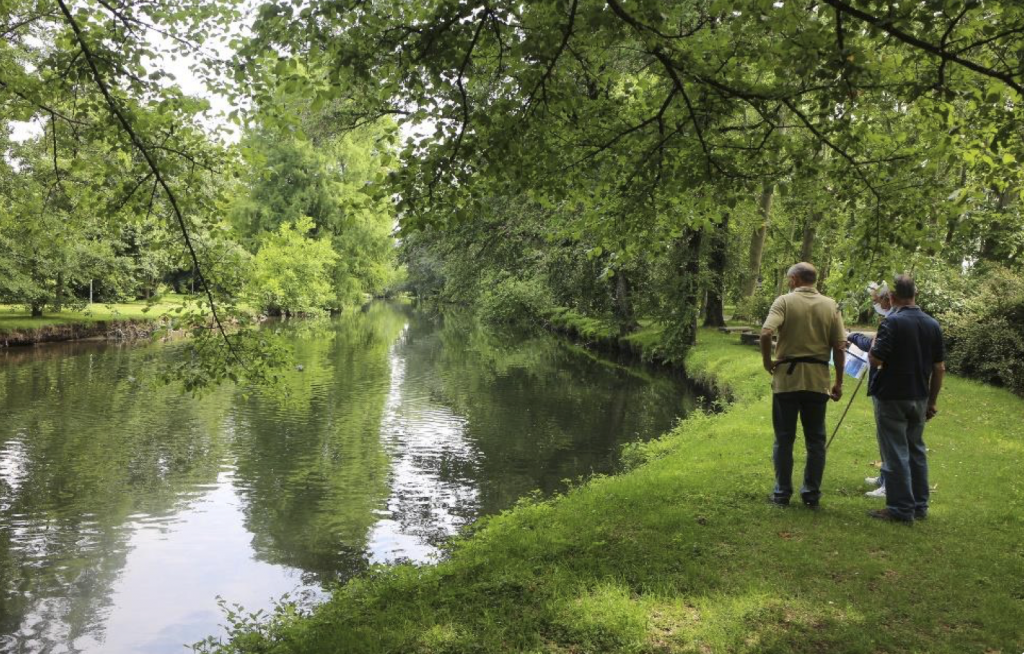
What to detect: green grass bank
<box><xmin>209</xmin><ymin>327</ymin><xmax>1022</xmax><ymax>653</ymax></box>
<box><xmin>0</xmin><ymin>296</ymin><xmax>188</xmax><ymax>346</ymax></box>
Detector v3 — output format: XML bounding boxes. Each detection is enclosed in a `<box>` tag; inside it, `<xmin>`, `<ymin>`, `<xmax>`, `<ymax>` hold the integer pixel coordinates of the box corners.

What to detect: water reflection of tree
<box><xmin>427</xmin><ymin>311</ymin><xmax>695</xmax><ymax>516</ymax></box>
<box><xmin>0</xmin><ymin>344</ymin><xmax>232</xmax><ymax>652</ymax></box>
<box><xmin>359</xmin><ymin>309</ymin><xmax>694</xmax><ymax>555</ymax></box>
<box><xmin>227</xmin><ymin>304</ymin><xmax>408</xmax><ymax>583</ymax></box>
<box><xmin>0</xmin><ymin>303</ymin><xmax>693</xmax><ymax>650</ymax></box>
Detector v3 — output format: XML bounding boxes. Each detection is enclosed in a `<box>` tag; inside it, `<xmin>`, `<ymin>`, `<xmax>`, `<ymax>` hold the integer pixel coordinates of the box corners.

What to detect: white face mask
<box><xmin>873</xmin><ymin>303</ymin><xmax>890</xmax><ymax>317</ymax></box>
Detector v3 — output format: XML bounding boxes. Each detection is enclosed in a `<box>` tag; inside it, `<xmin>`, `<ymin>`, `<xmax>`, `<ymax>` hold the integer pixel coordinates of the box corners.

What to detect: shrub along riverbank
<box><xmin>202</xmin><ymin>326</ymin><xmax>1024</xmax><ymax>653</ymax></box>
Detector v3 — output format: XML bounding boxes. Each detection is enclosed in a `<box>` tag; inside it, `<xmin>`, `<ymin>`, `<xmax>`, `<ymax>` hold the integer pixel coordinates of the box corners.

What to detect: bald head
<box><xmin>786</xmin><ymin>262</ymin><xmax>817</xmax><ymax>287</ymax></box>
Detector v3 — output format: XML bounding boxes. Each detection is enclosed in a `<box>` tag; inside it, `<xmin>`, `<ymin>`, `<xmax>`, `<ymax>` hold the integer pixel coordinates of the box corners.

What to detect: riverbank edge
<box><xmin>542</xmin><ymin>307</ymin><xmax>673</xmax><ymax>366</ymax></box>
<box><xmin>541</xmin><ymin>308</ymin><xmax>743</xmax><ymax>407</ymax></box>
<box><xmin>0</xmin><ymin>298</ymin><xmax>389</xmax><ymax>348</ymax></box>
<box><xmin>204</xmin><ymin>318</ymin><xmax>1023</xmax><ymax>653</ymax></box>
<box><xmin>201</xmin><ymin>328</ymin><xmax>775</xmax><ymax>651</ymax></box>
<box><xmin>0</xmin><ymin>317</ymin><xmax>164</xmax><ymax>347</ymax></box>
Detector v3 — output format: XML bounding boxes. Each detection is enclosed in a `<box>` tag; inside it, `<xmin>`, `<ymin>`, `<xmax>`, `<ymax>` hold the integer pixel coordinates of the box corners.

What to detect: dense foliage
<box><xmin>3</xmin><ymin>0</ymin><xmax>1024</xmax><ymax>389</ymax></box>
<box><xmin>1</xmin><ymin>0</ymin><xmax>402</xmax><ymax>387</ymax></box>
<box><xmin>231</xmin><ymin>0</ymin><xmax>1023</xmax><ymax>365</ymax></box>
<box><xmin>941</xmin><ymin>268</ymin><xmax>1024</xmax><ymax>395</ymax></box>
<box><xmin>247</xmin><ymin>217</ymin><xmax>338</xmax><ymax>317</ymax></box>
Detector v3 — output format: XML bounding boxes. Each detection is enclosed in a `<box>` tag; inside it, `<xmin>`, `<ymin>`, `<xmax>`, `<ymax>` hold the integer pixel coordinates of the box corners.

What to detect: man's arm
<box><xmin>847</xmin><ymin>332</ymin><xmax>873</xmax><ymax>353</ymax></box>
<box><xmin>831</xmin><ymin>341</ymin><xmax>845</xmax><ymax>401</ymax></box>
<box><xmin>761</xmin><ymin>329</ymin><xmax>776</xmax><ymax>374</ymax></box>
<box><xmin>829</xmin><ymin>308</ymin><xmax>846</xmax><ymax>400</ymax></box>
<box><xmin>929</xmin><ymin>324</ymin><xmax>947</xmax><ymax>420</ymax></box>
<box><xmin>761</xmin><ymin>297</ymin><xmax>785</xmax><ymax>374</ymax></box>
<box><xmin>927</xmin><ymin>362</ymin><xmax>945</xmax><ymax>420</ymax></box>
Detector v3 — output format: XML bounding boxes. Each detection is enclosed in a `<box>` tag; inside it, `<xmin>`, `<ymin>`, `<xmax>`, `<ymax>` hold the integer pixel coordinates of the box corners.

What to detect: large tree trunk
<box><xmin>703</xmin><ymin>213</ymin><xmax>730</xmax><ymax>327</ymax></box>
<box><xmin>703</xmin><ymin>293</ymin><xmax>725</xmax><ymax>328</ymax></box>
<box><xmin>612</xmin><ymin>271</ymin><xmax>639</xmax><ymax>336</ymax></box>
<box><xmin>741</xmin><ymin>184</ymin><xmax>773</xmax><ymax>300</ymax></box>
<box><xmin>31</xmin><ymin>303</ymin><xmax>44</xmax><ymax>317</ymax></box>
<box><xmin>659</xmin><ymin>228</ymin><xmax>705</xmax><ymax>356</ymax></box>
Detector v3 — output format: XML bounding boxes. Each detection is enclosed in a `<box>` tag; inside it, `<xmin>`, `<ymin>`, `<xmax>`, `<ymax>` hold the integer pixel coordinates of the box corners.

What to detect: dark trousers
<box><xmin>772</xmin><ymin>391</ymin><xmax>829</xmax><ymax>504</ymax></box>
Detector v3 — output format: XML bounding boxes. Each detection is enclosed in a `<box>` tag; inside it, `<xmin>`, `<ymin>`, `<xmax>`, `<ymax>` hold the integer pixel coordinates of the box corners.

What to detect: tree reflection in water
<box><xmin>0</xmin><ymin>302</ymin><xmax>694</xmax><ymax>653</ymax></box>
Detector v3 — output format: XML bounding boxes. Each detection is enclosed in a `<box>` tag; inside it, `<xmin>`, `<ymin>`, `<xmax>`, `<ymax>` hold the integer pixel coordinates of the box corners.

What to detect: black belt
<box><xmin>782</xmin><ymin>357</ymin><xmax>830</xmax><ymax>374</ymax></box>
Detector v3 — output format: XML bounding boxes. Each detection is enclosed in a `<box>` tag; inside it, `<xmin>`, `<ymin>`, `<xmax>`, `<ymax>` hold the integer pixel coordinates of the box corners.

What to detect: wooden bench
<box><xmin>718</xmin><ymin>326</ymin><xmax>755</xmax><ymax>333</ymax></box>
<box><xmin>740</xmin><ymin>331</ymin><xmax>777</xmax><ymax>347</ymax></box>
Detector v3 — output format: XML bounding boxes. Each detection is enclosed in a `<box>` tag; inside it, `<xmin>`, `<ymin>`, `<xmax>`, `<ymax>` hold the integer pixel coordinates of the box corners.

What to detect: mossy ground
<box><xmin>204</xmin><ymin>327</ymin><xmax>1023</xmax><ymax>654</ymax></box>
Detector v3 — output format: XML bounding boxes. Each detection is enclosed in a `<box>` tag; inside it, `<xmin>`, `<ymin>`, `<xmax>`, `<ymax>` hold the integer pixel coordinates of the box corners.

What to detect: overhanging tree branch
<box><xmin>427</xmin><ymin>13</ymin><xmax>487</xmax><ymax>201</ymax></box>
<box><xmin>523</xmin><ymin>0</ymin><xmax>578</xmax><ymax>117</ymax></box>
<box><xmin>780</xmin><ymin>98</ymin><xmax>882</xmax><ymax>202</ymax></box>
<box><xmin>0</xmin><ymin>79</ymin><xmax>90</xmax><ymax>126</ymax></box>
<box><xmin>652</xmin><ymin>48</ymin><xmax>721</xmax><ymax>178</ymax></box>
<box><xmin>821</xmin><ymin>0</ymin><xmax>1024</xmax><ymax>96</ymax></box>
<box><xmin>54</xmin><ymin>0</ymin><xmax>246</xmax><ymax>369</ymax></box>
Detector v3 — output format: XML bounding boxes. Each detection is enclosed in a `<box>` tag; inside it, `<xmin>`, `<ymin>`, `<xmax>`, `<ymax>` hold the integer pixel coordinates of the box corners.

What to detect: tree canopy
<box><xmin>3</xmin><ymin>0</ymin><xmax>1023</xmax><ymax>379</ymax></box>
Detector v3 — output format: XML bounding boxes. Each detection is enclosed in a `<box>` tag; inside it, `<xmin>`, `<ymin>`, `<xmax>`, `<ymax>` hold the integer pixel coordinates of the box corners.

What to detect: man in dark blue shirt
<box><xmin>867</xmin><ymin>275</ymin><xmax>946</xmax><ymax>524</ymax></box>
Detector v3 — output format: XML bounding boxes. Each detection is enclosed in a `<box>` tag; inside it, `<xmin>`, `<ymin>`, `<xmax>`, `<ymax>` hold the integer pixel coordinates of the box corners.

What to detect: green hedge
<box><xmin>942</xmin><ymin>268</ymin><xmax>1024</xmax><ymax>396</ymax></box>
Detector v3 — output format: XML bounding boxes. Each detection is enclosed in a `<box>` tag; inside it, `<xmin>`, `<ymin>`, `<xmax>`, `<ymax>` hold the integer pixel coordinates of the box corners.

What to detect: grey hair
<box><xmin>786</xmin><ymin>262</ymin><xmax>817</xmax><ymax>284</ymax></box>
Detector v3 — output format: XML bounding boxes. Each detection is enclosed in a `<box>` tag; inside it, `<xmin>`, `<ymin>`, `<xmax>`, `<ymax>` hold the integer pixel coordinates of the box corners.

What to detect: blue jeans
<box><xmin>872</xmin><ymin>397</ymin><xmax>929</xmax><ymax>521</ymax></box>
<box><xmin>772</xmin><ymin>391</ymin><xmax>829</xmax><ymax>504</ymax></box>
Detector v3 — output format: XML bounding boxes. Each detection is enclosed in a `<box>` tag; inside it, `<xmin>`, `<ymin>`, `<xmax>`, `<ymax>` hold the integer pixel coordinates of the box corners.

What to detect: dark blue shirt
<box><xmin>869</xmin><ymin>306</ymin><xmax>945</xmax><ymax>401</ymax></box>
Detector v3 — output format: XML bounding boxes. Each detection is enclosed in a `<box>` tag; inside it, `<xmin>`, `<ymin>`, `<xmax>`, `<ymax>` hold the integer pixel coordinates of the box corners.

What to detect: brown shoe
<box><xmin>867</xmin><ymin>509</ymin><xmax>913</xmax><ymax>525</ymax></box>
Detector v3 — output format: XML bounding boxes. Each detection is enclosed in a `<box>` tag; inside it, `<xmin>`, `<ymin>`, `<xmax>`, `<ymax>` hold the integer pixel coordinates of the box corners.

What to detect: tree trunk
<box><xmin>684</xmin><ymin>229</ymin><xmax>703</xmax><ymax>345</ymax></box>
<box><xmin>31</xmin><ymin>303</ymin><xmax>44</xmax><ymax>317</ymax></box>
<box><xmin>741</xmin><ymin>184</ymin><xmax>773</xmax><ymax>300</ymax></box>
<box><xmin>54</xmin><ymin>271</ymin><xmax>64</xmax><ymax>312</ymax></box>
<box><xmin>703</xmin><ymin>213</ymin><xmax>730</xmax><ymax>328</ymax></box>
<box><xmin>777</xmin><ymin>218</ymin><xmax>801</xmax><ymax>294</ymax></box>
<box><xmin>612</xmin><ymin>271</ymin><xmax>639</xmax><ymax>336</ymax></box>
<box><xmin>660</xmin><ymin>228</ymin><xmax>705</xmax><ymax>355</ymax></box>
<box><xmin>800</xmin><ymin>212</ymin><xmax>818</xmax><ymax>262</ymax></box>
<box><xmin>945</xmin><ymin>166</ymin><xmax>968</xmax><ymax>249</ymax></box>
<box><xmin>703</xmin><ymin>291</ymin><xmax>725</xmax><ymax>328</ymax></box>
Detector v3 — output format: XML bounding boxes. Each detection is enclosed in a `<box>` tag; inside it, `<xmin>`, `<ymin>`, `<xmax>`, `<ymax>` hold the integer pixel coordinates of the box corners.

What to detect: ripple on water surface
<box><xmin>0</xmin><ymin>305</ymin><xmax>695</xmax><ymax>653</ymax></box>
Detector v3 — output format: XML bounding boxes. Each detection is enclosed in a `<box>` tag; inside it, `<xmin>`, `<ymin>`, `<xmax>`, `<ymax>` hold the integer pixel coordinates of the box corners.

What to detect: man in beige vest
<box><xmin>760</xmin><ymin>262</ymin><xmax>846</xmax><ymax>508</ymax></box>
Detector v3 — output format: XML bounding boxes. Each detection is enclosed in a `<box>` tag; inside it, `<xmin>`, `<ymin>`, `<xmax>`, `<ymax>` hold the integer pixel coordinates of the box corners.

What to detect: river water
<box><xmin>0</xmin><ymin>302</ymin><xmax>696</xmax><ymax>653</ymax></box>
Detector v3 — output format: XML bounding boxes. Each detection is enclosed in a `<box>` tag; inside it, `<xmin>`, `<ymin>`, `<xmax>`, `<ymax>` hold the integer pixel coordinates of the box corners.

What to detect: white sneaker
<box><xmin>865</xmin><ymin>485</ymin><xmax>886</xmax><ymax>498</ymax></box>
<box><xmin>865</xmin><ymin>476</ymin><xmax>882</xmax><ymax>486</ymax></box>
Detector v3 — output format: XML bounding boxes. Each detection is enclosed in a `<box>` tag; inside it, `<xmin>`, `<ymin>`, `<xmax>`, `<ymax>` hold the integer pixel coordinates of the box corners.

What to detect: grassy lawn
<box><xmin>206</xmin><ymin>328</ymin><xmax>1024</xmax><ymax>653</ymax></box>
<box><xmin>0</xmin><ymin>295</ymin><xmax>187</xmax><ymax>333</ymax></box>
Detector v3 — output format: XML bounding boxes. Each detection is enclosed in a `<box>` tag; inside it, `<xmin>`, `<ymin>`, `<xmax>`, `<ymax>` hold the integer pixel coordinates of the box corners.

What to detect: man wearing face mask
<box><xmin>847</xmin><ymin>282</ymin><xmax>893</xmax><ymax>499</ymax></box>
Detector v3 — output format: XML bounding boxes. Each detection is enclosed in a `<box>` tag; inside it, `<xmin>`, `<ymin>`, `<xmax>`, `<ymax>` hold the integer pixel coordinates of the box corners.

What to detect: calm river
<box><xmin>0</xmin><ymin>302</ymin><xmax>696</xmax><ymax>653</ymax></box>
